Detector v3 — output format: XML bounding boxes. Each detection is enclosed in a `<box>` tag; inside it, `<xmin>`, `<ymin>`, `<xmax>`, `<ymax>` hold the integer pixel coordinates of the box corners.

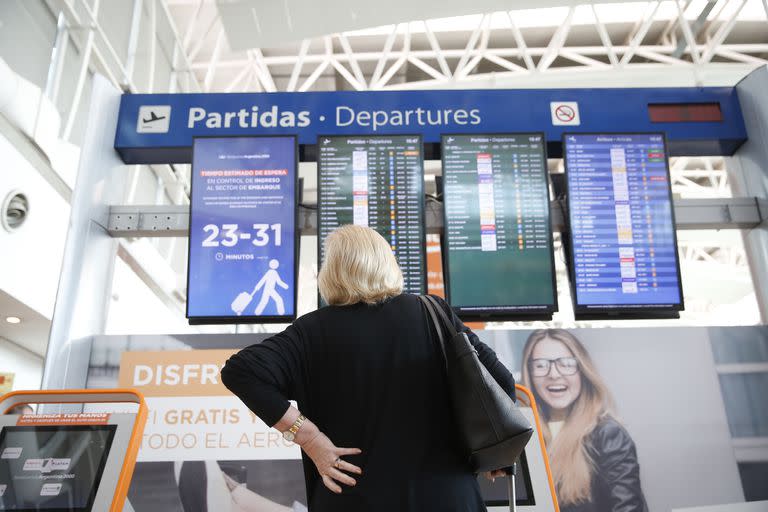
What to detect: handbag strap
<box><xmin>419</xmin><ymin>296</ymin><xmax>448</xmax><ymax>369</ymax></box>
<box><xmin>423</xmin><ymin>294</ymin><xmax>459</xmax><ymax>338</ymax></box>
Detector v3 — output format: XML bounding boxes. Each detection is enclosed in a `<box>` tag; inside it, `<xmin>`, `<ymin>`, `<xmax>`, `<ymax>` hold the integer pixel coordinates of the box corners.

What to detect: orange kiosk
<box><xmin>0</xmin><ymin>389</ymin><xmax>147</xmax><ymax>512</ymax></box>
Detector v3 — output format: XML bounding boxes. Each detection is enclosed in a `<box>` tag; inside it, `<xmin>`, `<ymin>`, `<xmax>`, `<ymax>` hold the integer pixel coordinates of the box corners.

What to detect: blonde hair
<box><xmin>521</xmin><ymin>329</ymin><xmax>616</xmax><ymax>506</ymax></box>
<box><xmin>318</xmin><ymin>225</ymin><xmax>403</xmax><ymax>306</ymax></box>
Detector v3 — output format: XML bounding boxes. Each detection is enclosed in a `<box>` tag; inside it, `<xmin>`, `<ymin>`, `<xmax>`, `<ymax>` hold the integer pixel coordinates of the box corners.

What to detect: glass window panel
<box><xmin>710</xmin><ymin>327</ymin><xmax>768</xmax><ymax>364</ymax></box>
<box><xmin>719</xmin><ymin>373</ymin><xmax>768</xmax><ymax>437</ymax></box>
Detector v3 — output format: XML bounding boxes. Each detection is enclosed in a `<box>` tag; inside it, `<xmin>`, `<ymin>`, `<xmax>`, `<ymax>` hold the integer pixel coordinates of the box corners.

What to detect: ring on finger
<box><xmin>334</xmin><ymin>457</ymin><xmax>341</xmax><ymax>468</ymax></box>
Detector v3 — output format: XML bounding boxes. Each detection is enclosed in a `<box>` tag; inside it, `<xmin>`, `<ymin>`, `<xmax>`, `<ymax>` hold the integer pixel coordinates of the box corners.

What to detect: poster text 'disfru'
<box><xmin>118</xmin><ymin>350</ymin><xmax>300</xmax><ymax>462</ymax></box>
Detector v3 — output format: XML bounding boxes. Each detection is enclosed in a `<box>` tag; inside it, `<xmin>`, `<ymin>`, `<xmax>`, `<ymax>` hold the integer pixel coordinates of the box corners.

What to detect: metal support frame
<box><xmin>107</xmin><ymin>198</ymin><xmax>766</xmax><ymax>238</ymax></box>
<box><xmin>184</xmin><ymin>0</ymin><xmax>768</xmax><ymax>94</ymax></box>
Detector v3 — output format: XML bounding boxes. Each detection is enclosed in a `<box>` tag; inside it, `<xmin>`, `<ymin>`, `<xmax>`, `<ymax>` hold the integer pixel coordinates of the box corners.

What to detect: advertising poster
<box><xmin>187</xmin><ymin>136</ymin><xmax>297</xmax><ymax>322</ymax></box>
<box><xmin>0</xmin><ymin>373</ymin><xmax>13</xmax><ymax>395</ymax></box>
<box><xmin>114</xmin><ymin>348</ymin><xmax>307</xmax><ymax>512</ymax></box>
<box><xmin>86</xmin><ymin>327</ymin><xmax>761</xmax><ymax>512</ymax></box>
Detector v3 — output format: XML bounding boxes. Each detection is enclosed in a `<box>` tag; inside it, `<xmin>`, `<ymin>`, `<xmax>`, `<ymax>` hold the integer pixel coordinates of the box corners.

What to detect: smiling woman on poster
<box><xmin>521</xmin><ymin>329</ymin><xmax>648</xmax><ymax>512</ymax></box>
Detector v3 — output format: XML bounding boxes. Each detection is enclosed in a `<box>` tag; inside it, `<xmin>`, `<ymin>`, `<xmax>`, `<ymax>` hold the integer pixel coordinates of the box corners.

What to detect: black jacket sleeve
<box><xmin>430</xmin><ymin>295</ymin><xmax>516</xmax><ymax>401</ymax></box>
<box><xmin>220</xmin><ymin>323</ymin><xmax>305</xmax><ymax>427</ymax></box>
<box><xmin>591</xmin><ymin>419</ymin><xmax>649</xmax><ymax>512</ymax></box>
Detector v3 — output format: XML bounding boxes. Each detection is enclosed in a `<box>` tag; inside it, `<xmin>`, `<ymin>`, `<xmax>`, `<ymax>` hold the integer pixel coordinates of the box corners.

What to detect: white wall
<box><xmin>0</xmin><ymin>336</ymin><xmax>43</xmax><ymax>390</ymax></box>
<box><xmin>0</xmin><ymin>1</ymin><xmax>56</xmax><ymax>89</ymax></box>
<box><xmin>0</xmin><ymin>132</ymin><xmax>70</xmax><ymax>319</ymax></box>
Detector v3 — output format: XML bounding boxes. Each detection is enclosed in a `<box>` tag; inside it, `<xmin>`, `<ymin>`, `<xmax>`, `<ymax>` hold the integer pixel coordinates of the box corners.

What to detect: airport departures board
<box><xmin>442</xmin><ymin>134</ymin><xmax>557</xmax><ymax>319</ymax></box>
<box><xmin>563</xmin><ymin>133</ymin><xmax>684</xmax><ymax>316</ymax></box>
<box><xmin>317</xmin><ymin>135</ymin><xmax>426</xmax><ymax>294</ymax></box>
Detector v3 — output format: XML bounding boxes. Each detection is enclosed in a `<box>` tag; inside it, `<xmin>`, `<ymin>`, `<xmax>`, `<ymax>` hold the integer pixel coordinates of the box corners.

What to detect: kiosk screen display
<box><xmin>318</xmin><ymin>135</ymin><xmax>426</xmax><ymax>294</ymax></box>
<box><xmin>442</xmin><ymin>134</ymin><xmax>556</xmax><ymax>318</ymax></box>
<box><xmin>0</xmin><ymin>425</ymin><xmax>116</xmax><ymax>512</ymax></box>
<box><xmin>187</xmin><ymin>136</ymin><xmax>298</xmax><ymax>323</ymax></box>
<box><xmin>564</xmin><ymin>133</ymin><xmax>683</xmax><ymax>313</ymax></box>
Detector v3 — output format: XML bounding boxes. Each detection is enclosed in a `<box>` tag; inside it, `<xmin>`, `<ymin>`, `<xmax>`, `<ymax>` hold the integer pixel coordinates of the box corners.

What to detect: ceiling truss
<box><xmin>174</xmin><ymin>1</ymin><xmax>768</xmax><ymax>92</ymax></box>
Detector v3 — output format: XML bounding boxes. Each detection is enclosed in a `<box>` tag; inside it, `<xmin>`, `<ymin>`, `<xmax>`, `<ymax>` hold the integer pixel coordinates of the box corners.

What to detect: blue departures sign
<box><xmin>187</xmin><ymin>136</ymin><xmax>297</xmax><ymax>323</ymax></box>
<box><xmin>115</xmin><ymin>88</ymin><xmax>746</xmax><ymax>164</ymax></box>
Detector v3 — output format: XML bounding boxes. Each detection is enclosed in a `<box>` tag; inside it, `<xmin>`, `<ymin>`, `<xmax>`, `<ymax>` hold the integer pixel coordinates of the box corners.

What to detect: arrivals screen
<box><xmin>0</xmin><ymin>426</ymin><xmax>116</xmax><ymax>512</ymax></box>
<box><xmin>318</xmin><ymin>135</ymin><xmax>426</xmax><ymax>294</ymax></box>
<box><xmin>187</xmin><ymin>136</ymin><xmax>298</xmax><ymax>323</ymax></box>
<box><xmin>564</xmin><ymin>133</ymin><xmax>683</xmax><ymax>313</ymax></box>
<box><xmin>442</xmin><ymin>134</ymin><xmax>556</xmax><ymax>318</ymax></box>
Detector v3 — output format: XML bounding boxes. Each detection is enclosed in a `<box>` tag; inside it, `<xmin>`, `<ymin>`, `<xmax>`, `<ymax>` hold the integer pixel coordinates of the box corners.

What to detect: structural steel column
<box><xmin>731</xmin><ymin>65</ymin><xmax>768</xmax><ymax>324</ymax></box>
<box><xmin>42</xmin><ymin>75</ymin><xmax>127</xmax><ymax>390</ymax></box>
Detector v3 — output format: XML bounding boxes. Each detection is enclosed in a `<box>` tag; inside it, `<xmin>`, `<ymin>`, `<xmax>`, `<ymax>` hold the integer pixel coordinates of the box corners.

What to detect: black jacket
<box><xmin>563</xmin><ymin>418</ymin><xmax>648</xmax><ymax>512</ymax></box>
<box><xmin>221</xmin><ymin>294</ymin><xmax>516</xmax><ymax>512</ymax></box>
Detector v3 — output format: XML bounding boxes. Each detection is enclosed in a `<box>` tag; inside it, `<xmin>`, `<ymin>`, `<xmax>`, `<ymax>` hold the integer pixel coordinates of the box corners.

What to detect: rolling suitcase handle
<box><xmin>507</xmin><ymin>463</ymin><xmax>517</xmax><ymax>512</ymax></box>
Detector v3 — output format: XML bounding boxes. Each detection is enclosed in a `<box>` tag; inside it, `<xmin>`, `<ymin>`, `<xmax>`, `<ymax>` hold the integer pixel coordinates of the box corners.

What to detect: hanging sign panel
<box><xmin>187</xmin><ymin>136</ymin><xmax>298</xmax><ymax>324</ymax></box>
<box><xmin>114</xmin><ymin>88</ymin><xmax>746</xmax><ymax>163</ymax></box>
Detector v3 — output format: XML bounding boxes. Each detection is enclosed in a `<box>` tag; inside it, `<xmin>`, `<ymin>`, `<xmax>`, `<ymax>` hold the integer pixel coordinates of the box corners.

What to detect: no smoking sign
<box><xmin>550</xmin><ymin>101</ymin><xmax>581</xmax><ymax>126</ymax></box>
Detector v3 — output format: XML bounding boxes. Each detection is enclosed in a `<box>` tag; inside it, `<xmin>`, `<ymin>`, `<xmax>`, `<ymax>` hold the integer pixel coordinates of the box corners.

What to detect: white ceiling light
<box><xmin>5</xmin><ymin>316</ymin><xmax>21</xmax><ymax>324</ymax></box>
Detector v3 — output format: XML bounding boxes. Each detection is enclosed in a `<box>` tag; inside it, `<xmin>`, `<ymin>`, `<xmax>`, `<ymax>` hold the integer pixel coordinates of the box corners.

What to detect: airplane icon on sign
<box><xmin>447</xmin><ymin>137</ymin><xmax>455</xmax><ymax>143</ymax></box>
<box><xmin>322</xmin><ymin>138</ymin><xmax>331</xmax><ymax>144</ymax></box>
<box><xmin>137</xmin><ymin>105</ymin><xmax>171</xmax><ymax>133</ymax></box>
<box><xmin>143</xmin><ymin>111</ymin><xmax>166</xmax><ymax>124</ymax></box>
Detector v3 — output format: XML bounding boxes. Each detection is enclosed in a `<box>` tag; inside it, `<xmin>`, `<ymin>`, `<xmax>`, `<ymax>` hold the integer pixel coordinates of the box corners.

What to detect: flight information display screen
<box><xmin>187</xmin><ymin>136</ymin><xmax>298</xmax><ymax>324</ymax></box>
<box><xmin>564</xmin><ymin>133</ymin><xmax>683</xmax><ymax>313</ymax></box>
<box><xmin>0</xmin><ymin>426</ymin><xmax>116</xmax><ymax>512</ymax></box>
<box><xmin>317</xmin><ymin>135</ymin><xmax>426</xmax><ymax>294</ymax></box>
<box><xmin>442</xmin><ymin>134</ymin><xmax>556</xmax><ymax>318</ymax></box>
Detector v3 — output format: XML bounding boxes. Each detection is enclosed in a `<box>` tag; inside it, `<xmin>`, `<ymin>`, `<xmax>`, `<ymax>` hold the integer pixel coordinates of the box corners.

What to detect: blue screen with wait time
<box><xmin>187</xmin><ymin>136</ymin><xmax>296</xmax><ymax>320</ymax></box>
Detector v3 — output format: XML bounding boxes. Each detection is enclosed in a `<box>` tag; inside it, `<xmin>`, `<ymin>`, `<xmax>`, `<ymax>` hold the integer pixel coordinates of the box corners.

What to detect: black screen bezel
<box><xmin>562</xmin><ymin>132</ymin><xmax>685</xmax><ymax>319</ymax></box>
<box><xmin>0</xmin><ymin>425</ymin><xmax>117</xmax><ymax>512</ymax></box>
<box><xmin>481</xmin><ymin>451</ymin><xmax>536</xmax><ymax>507</ymax></box>
<box><xmin>186</xmin><ymin>135</ymin><xmax>300</xmax><ymax>324</ymax></box>
<box><xmin>440</xmin><ymin>132</ymin><xmax>558</xmax><ymax>321</ymax></box>
<box><xmin>316</xmin><ymin>134</ymin><xmax>428</xmax><ymax>300</ymax></box>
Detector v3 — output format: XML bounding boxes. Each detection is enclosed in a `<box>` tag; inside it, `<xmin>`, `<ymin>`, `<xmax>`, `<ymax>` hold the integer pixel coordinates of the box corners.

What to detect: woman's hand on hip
<box><xmin>301</xmin><ymin>432</ymin><xmax>362</xmax><ymax>494</ymax></box>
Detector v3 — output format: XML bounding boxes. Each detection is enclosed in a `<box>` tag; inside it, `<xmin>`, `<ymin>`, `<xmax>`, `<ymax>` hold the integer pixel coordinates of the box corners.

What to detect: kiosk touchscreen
<box><xmin>317</xmin><ymin>135</ymin><xmax>426</xmax><ymax>294</ymax></box>
<box><xmin>0</xmin><ymin>390</ymin><xmax>147</xmax><ymax>512</ymax></box>
<box><xmin>441</xmin><ymin>134</ymin><xmax>557</xmax><ymax>320</ymax></box>
<box><xmin>187</xmin><ymin>136</ymin><xmax>299</xmax><ymax>324</ymax></box>
<box><xmin>0</xmin><ymin>425</ymin><xmax>116</xmax><ymax>511</ymax></box>
<box><xmin>563</xmin><ymin>133</ymin><xmax>684</xmax><ymax>319</ymax></box>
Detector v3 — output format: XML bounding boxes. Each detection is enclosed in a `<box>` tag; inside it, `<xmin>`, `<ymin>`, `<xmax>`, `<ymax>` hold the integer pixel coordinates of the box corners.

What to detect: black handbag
<box><xmin>419</xmin><ymin>295</ymin><xmax>533</xmax><ymax>473</ymax></box>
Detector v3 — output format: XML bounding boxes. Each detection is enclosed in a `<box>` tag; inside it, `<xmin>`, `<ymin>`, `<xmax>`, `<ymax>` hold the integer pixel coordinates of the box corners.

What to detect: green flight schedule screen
<box><xmin>318</xmin><ymin>135</ymin><xmax>426</xmax><ymax>294</ymax></box>
<box><xmin>442</xmin><ymin>134</ymin><xmax>557</xmax><ymax>318</ymax></box>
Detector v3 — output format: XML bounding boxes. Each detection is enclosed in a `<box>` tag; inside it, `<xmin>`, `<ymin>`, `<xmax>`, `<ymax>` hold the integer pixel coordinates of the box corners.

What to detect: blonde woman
<box><xmin>222</xmin><ymin>225</ymin><xmax>515</xmax><ymax>512</ymax></box>
<box><xmin>521</xmin><ymin>329</ymin><xmax>648</xmax><ymax>512</ymax></box>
